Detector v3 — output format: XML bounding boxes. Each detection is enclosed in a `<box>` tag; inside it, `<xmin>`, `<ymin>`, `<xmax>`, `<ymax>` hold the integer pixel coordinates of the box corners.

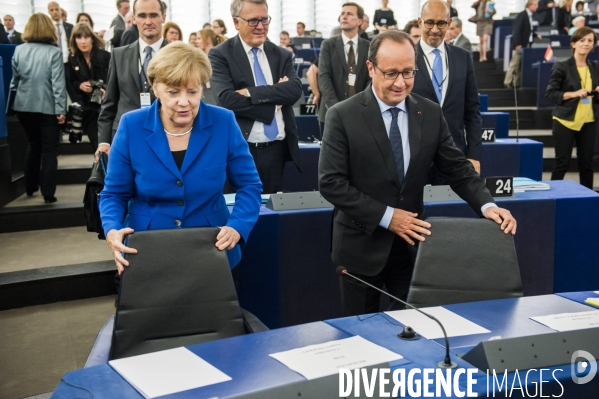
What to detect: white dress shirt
<box><xmin>372</xmin><ymin>85</ymin><xmax>496</xmax><ymax>229</ymax></box>
<box><xmin>138</xmin><ymin>37</ymin><xmax>164</xmax><ymax>73</ymax></box>
<box><xmin>419</xmin><ymin>40</ymin><xmax>448</xmax><ymax>106</ymax></box>
<box><xmin>527</xmin><ymin>9</ymin><xmax>535</xmax><ymax>43</ymax></box>
<box><xmin>341</xmin><ymin>32</ymin><xmax>359</xmax><ymax>63</ymax></box>
<box><xmin>240</xmin><ymin>38</ymin><xmax>285</xmax><ymax>143</ymax></box>
<box><xmin>56</xmin><ymin>21</ymin><xmax>69</xmax><ymax>63</ymax></box>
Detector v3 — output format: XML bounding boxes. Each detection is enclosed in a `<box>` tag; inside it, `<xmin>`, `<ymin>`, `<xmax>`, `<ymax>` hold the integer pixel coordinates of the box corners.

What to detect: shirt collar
<box><xmin>139</xmin><ymin>37</ymin><xmax>164</xmax><ymax>56</ymax></box>
<box><xmin>420</xmin><ymin>39</ymin><xmax>445</xmax><ymax>55</ymax></box>
<box><xmin>371</xmin><ymin>86</ymin><xmax>407</xmax><ymax>115</ymax></box>
<box><xmin>240</xmin><ymin>36</ymin><xmax>265</xmax><ymax>55</ymax></box>
<box><xmin>120</xmin><ymin>13</ymin><xmax>126</xmax><ymax>22</ymax></box>
<box><xmin>341</xmin><ymin>32</ymin><xmax>358</xmax><ymax>46</ymax></box>
<box><xmin>526</xmin><ymin>9</ymin><xmax>534</xmax><ymax>18</ymax></box>
<box><xmin>454</xmin><ymin>32</ymin><xmax>463</xmax><ymax>42</ymax></box>
<box><xmin>7</xmin><ymin>28</ymin><xmax>14</xmax><ymax>34</ymax></box>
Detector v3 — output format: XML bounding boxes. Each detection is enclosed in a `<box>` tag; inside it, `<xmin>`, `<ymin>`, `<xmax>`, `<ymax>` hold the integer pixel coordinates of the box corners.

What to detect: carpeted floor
<box><xmin>0</xmin><ymin>296</ymin><xmax>116</xmax><ymax>399</ymax></box>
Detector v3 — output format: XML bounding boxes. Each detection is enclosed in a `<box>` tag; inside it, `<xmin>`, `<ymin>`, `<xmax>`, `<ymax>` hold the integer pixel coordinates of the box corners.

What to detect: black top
<box><xmin>171</xmin><ymin>150</ymin><xmax>186</xmax><ymax>170</ymax></box>
<box><xmin>373</xmin><ymin>9</ymin><xmax>396</xmax><ymax>27</ymax></box>
<box><xmin>450</xmin><ymin>7</ymin><xmax>458</xmax><ymax>18</ymax></box>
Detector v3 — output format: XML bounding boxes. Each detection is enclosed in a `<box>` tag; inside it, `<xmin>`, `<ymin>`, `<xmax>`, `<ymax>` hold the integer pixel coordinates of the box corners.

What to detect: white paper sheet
<box><xmin>594</xmin><ymin>291</ymin><xmax>599</xmax><ymax>295</ymax></box>
<box><xmin>385</xmin><ymin>307</ymin><xmax>491</xmax><ymax>339</ymax></box>
<box><xmin>530</xmin><ymin>311</ymin><xmax>599</xmax><ymax>332</ymax></box>
<box><xmin>103</xmin><ymin>26</ymin><xmax>115</xmax><ymax>42</ymax></box>
<box><xmin>109</xmin><ymin>347</ymin><xmax>231</xmax><ymax>398</ymax></box>
<box><xmin>269</xmin><ymin>336</ymin><xmax>402</xmax><ymax>380</ymax></box>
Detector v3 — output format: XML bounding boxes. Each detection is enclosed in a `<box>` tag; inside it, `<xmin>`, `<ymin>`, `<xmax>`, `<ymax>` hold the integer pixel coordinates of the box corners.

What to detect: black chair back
<box><xmin>407</xmin><ymin>217</ymin><xmax>523</xmax><ymax>308</ymax></box>
<box><xmin>110</xmin><ymin>227</ymin><xmax>245</xmax><ymax>360</ymax></box>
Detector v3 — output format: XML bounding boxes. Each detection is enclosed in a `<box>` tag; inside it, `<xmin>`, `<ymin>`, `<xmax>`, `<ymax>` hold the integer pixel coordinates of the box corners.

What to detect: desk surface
<box><xmin>52</xmin><ymin>295</ymin><xmax>599</xmax><ymax>398</ymax></box>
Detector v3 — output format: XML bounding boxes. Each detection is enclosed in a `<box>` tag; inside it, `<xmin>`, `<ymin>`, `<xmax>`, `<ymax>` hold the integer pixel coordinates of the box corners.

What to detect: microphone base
<box><xmin>438</xmin><ymin>361</ymin><xmax>458</xmax><ymax>369</ymax></box>
<box><xmin>397</xmin><ymin>333</ymin><xmax>422</xmax><ymax>341</ymax></box>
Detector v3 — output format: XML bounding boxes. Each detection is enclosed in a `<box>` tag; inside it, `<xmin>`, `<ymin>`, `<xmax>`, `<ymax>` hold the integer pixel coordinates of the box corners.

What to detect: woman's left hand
<box><xmin>216</xmin><ymin>226</ymin><xmax>241</xmax><ymax>251</ymax></box>
<box><xmin>100</xmin><ymin>88</ymin><xmax>106</xmax><ymax>100</ymax></box>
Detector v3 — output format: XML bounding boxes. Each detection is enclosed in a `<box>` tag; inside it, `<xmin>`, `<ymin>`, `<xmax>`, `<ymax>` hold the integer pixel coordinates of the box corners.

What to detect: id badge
<box><xmin>348</xmin><ymin>73</ymin><xmax>356</xmax><ymax>87</ymax></box>
<box><xmin>140</xmin><ymin>92</ymin><xmax>151</xmax><ymax>108</ymax></box>
<box><xmin>582</xmin><ymin>97</ymin><xmax>591</xmax><ymax>104</ymax></box>
<box><xmin>205</xmin><ymin>81</ymin><xmax>211</xmax><ymax>89</ymax></box>
<box><xmin>381</xmin><ymin>18</ymin><xmax>387</xmax><ymax>24</ymax></box>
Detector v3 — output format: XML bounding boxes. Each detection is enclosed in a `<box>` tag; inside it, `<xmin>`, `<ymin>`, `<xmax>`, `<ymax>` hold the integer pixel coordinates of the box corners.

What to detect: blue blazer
<box><xmin>99</xmin><ymin>100</ymin><xmax>263</xmax><ymax>268</ymax></box>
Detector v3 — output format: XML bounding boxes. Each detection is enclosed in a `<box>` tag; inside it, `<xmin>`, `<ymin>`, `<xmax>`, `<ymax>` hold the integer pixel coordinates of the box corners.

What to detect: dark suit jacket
<box><xmin>512</xmin><ymin>10</ymin><xmax>533</xmax><ymax>50</ymax></box>
<box><xmin>97</xmin><ymin>39</ymin><xmax>168</xmax><ymax>144</ymax></box>
<box><xmin>111</xmin><ymin>14</ymin><xmax>126</xmax><ymax>30</ymax></box>
<box><xmin>120</xmin><ymin>25</ymin><xmax>139</xmax><ymax>47</ymax></box>
<box><xmin>413</xmin><ymin>43</ymin><xmax>482</xmax><ymax>160</ymax></box>
<box><xmin>317</xmin><ymin>35</ymin><xmax>371</xmax><ymax>122</ymax></box>
<box><xmin>67</xmin><ymin>48</ymin><xmax>111</xmax><ymax>104</ymax></box>
<box><xmin>318</xmin><ymin>87</ymin><xmax>493</xmax><ymax>275</ymax></box>
<box><xmin>63</xmin><ymin>22</ymin><xmax>73</xmax><ymax>41</ymax></box>
<box><xmin>208</xmin><ymin>35</ymin><xmax>302</xmax><ymax>167</ymax></box>
<box><xmin>453</xmin><ymin>33</ymin><xmax>472</xmax><ymax>53</ymax></box>
<box><xmin>9</xmin><ymin>31</ymin><xmax>23</xmax><ymax>45</ymax></box>
<box><xmin>535</xmin><ymin>0</ymin><xmax>554</xmax><ymax>26</ymax></box>
<box><xmin>556</xmin><ymin>7</ymin><xmax>572</xmax><ymax>34</ymax></box>
<box><xmin>0</xmin><ymin>24</ymin><xmax>10</xmax><ymax>44</ymax></box>
<box><xmin>546</xmin><ymin>57</ymin><xmax>599</xmax><ymax>121</ymax></box>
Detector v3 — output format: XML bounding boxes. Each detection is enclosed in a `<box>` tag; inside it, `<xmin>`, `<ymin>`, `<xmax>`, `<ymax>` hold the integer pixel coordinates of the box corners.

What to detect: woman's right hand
<box><xmin>575</xmin><ymin>89</ymin><xmax>589</xmax><ymax>98</ymax></box>
<box><xmin>106</xmin><ymin>228</ymin><xmax>138</xmax><ymax>275</ymax></box>
<box><xmin>80</xmin><ymin>81</ymin><xmax>92</xmax><ymax>93</ymax></box>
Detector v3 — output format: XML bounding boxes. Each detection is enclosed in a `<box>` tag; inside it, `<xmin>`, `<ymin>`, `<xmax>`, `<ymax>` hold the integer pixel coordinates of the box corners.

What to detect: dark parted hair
<box><xmin>368</xmin><ymin>30</ymin><xmax>417</xmax><ymax>64</ymax></box>
<box><xmin>69</xmin><ymin>22</ymin><xmax>106</xmax><ymax>54</ymax></box>
<box><xmin>342</xmin><ymin>2</ymin><xmax>365</xmax><ymax>19</ymax></box>
<box><xmin>571</xmin><ymin>26</ymin><xmax>598</xmax><ymax>46</ymax></box>
<box><xmin>76</xmin><ymin>12</ymin><xmax>94</xmax><ymax>28</ymax></box>
<box><xmin>133</xmin><ymin>0</ymin><xmax>164</xmax><ymax>15</ymax></box>
<box><xmin>280</xmin><ymin>30</ymin><xmax>290</xmax><ymax>37</ymax></box>
<box><xmin>403</xmin><ymin>19</ymin><xmax>419</xmax><ymax>35</ymax></box>
<box><xmin>213</xmin><ymin>18</ymin><xmax>227</xmax><ymax>35</ymax></box>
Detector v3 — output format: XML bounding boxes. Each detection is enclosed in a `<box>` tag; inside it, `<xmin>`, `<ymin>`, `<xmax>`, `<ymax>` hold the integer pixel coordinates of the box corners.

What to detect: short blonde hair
<box><xmin>147</xmin><ymin>42</ymin><xmax>212</xmax><ymax>87</ymax></box>
<box><xmin>22</xmin><ymin>13</ymin><xmax>58</xmax><ymax>44</ymax></box>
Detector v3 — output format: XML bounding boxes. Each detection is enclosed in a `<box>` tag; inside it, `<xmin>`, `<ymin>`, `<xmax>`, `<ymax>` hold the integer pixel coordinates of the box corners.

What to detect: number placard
<box><xmin>300</xmin><ymin>104</ymin><xmax>317</xmax><ymax>115</ymax></box>
<box><xmin>486</xmin><ymin>176</ymin><xmax>514</xmax><ymax>197</ymax></box>
<box><xmin>294</xmin><ymin>57</ymin><xmax>304</xmax><ymax>64</ymax></box>
<box><xmin>481</xmin><ymin>128</ymin><xmax>496</xmax><ymax>142</ymax></box>
<box><xmin>302</xmin><ymin>43</ymin><xmax>311</xmax><ymax>49</ymax></box>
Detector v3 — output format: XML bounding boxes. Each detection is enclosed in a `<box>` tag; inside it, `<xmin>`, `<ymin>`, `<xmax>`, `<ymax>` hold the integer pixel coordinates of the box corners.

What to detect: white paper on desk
<box><xmin>109</xmin><ymin>347</ymin><xmax>231</xmax><ymax>399</ymax></box>
<box><xmin>269</xmin><ymin>335</ymin><xmax>402</xmax><ymax>380</ymax></box>
<box><xmin>530</xmin><ymin>311</ymin><xmax>599</xmax><ymax>332</ymax></box>
<box><xmin>385</xmin><ymin>307</ymin><xmax>491</xmax><ymax>339</ymax></box>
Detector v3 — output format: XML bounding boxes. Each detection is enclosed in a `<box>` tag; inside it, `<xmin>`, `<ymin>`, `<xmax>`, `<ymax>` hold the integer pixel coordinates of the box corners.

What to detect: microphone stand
<box><xmin>512</xmin><ymin>71</ymin><xmax>520</xmax><ymax>142</ymax></box>
<box><xmin>337</xmin><ymin>267</ymin><xmax>458</xmax><ymax>369</ymax></box>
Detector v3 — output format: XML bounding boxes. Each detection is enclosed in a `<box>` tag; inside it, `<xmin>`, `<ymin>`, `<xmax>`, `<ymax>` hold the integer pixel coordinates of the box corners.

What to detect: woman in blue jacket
<box><xmin>99</xmin><ymin>42</ymin><xmax>262</xmax><ymax>273</ymax></box>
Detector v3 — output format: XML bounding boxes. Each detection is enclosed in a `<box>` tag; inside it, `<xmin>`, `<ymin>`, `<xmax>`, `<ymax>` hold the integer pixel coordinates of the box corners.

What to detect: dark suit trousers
<box><xmin>17</xmin><ymin>112</ymin><xmax>61</xmax><ymax>197</ymax></box>
<box><xmin>551</xmin><ymin>119</ymin><xmax>597</xmax><ymax>189</ymax></box>
<box><xmin>248</xmin><ymin>140</ymin><xmax>286</xmax><ymax>194</ymax></box>
<box><xmin>341</xmin><ymin>237</ymin><xmax>416</xmax><ymax>316</ymax></box>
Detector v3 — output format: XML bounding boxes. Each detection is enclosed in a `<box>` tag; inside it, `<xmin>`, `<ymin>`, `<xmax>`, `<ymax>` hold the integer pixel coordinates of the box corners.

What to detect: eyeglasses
<box><xmin>422</xmin><ymin>19</ymin><xmax>449</xmax><ymax>29</ymax></box>
<box><xmin>236</xmin><ymin>16</ymin><xmax>272</xmax><ymax>27</ymax></box>
<box><xmin>372</xmin><ymin>63</ymin><xmax>418</xmax><ymax>80</ymax></box>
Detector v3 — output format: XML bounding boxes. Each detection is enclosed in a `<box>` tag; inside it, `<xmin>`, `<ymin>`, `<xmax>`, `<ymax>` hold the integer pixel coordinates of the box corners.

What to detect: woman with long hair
<box><xmin>67</xmin><ymin>22</ymin><xmax>111</xmax><ymax>150</ymax></box>
<box><xmin>195</xmin><ymin>28</ymin><xmax>226</xmax><ymax>54</ymax></box>
<box><xmin>10</xmin><ymin>13</ymin><xmax>67</xmax><ymax>203</ymax></box>
<box><xmin>546</xmin><ymin>27</ymin><xmax>599</xmax><ymax>189</ymax></box>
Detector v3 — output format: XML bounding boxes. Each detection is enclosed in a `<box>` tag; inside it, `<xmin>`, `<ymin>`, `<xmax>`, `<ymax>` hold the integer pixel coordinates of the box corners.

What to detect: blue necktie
<box><xmin>388</xmin><ymin>108</ymin><xmax>405</xmax><ymax>186</ymax></box>
<box><xmin>432</xmin><ymin>48</ymin><xmax>443</xmax><ymax>104</ymax></box>
<box><xmin>140</xmin><ymin>46</ymin><xmax>153</xmax><ymax>92</ymax></box>
<box><xmin>251</xmin><ymin>48</ymin><xmax>279</xmax><ymax>141</ymax></box>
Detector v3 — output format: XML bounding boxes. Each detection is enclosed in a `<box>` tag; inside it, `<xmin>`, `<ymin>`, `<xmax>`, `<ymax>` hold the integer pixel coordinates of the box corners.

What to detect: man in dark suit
<box><xmin>535</xmin><ymin>0</ymin><xmax>555</xmax><ymax>26</ymax></box>
<box><xmin>96</xmin><ymin>0</ymin><xmax>167</xmax><ymax>160</ymax></box>
<box><xmin>3</xmin><ymin>15</ymin><xmax>23</xmax><ymax>44</ymax></box>
<box><xmin>111</xmin><ymin>0</ymin><xmax>130</xmax><ymax>30</ymax></box>
<box><xmin>120</xmin><ymin>20</ymin><xmax>140</xmax><ymax>46</ymax></box>
<box><xmin>449</xmin><ymin>18</ymin><xmax>472</xmax><ymax>53</ymax></box>
<box><xmin>505</xmin><ymin>0</ymin><xmax>541</xmax><ymax>88</ymax></box>
<box><xmin>318</xmin><ymin>30</ymin><xmax>517</xmax><ymax>316</ymax></box>
<box><xmin>209</xmin><ymin>0</ymin><xmax>302</xmax><ymax>194</ymax></box>
<box><xmin>317</xmin><ymin>2</ymin><xmax>371</xmax><ymax>123</ymax></box>
<box><xmin>413</xmin><ymin>1</ymin><xmax>481</xmax><ymax>174</ymax></box>
<box><xmin>48</xmin><ymin>2</ymin><xmax>73</xmax><ymax>64</ymax></box>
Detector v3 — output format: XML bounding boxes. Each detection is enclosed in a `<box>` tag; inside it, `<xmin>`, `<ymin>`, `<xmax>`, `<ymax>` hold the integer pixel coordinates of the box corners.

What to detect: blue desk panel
<box><xmin>0</xmin><ymin>44</ymin><xmax>16</xmax><ymax>103</ymax></box>
<box><xmin>52</xmin><ymin>322</ymin><xmax>351</xmax><ymax>399</ymax></box>
<box><xmin>0</xmin><ymin>58</ymin><xmax>6</xmax><ymax>139</ymax></box>
<box><xmin>522</xmin><ymin>48</ymin><xmax>558</xmax><ymax>88</ymax></box>
<box><xmin>534</xmin><ymin>61</ymin><xmax>553</xmax><ymax>108</ymax></box>
<box><xmin>557</xmin><ymin>291</ymin><xmax>599</xmax><ymax>307</ymax></box>
<box><xmin>295</xmin><ymin>115</ymin><xmax>321</xmax><ymax>141</ymax></box>
<box><xmin>493</xmin><ymin>23</ymin><xmax>514</xmax><ymax>60</ymax></box>
<box><xmin>282</xmin><ymin>143</ymin><xmax>319</xmax><ymax>192</ymax></box>
<box><xmin>479</xmin><ymin>94</ymin><xmax>488</xmax><ymax>112</ymax></box>
<box><xmin>480</xmin><ymin>112</ymin><xmax>510</xmax><ymax>139</ymax></box>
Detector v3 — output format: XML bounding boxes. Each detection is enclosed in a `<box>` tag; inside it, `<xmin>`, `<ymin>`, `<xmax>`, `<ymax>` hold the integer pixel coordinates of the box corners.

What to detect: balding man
<box><xmin>48</xmin><ymin>2</ymin><xmax>73</xmax><ymax>64</ymax></box>
<box><xmin>412</xmin><ymin>0</ymin><xmax>482</xmax><ymax>177</ymax></box>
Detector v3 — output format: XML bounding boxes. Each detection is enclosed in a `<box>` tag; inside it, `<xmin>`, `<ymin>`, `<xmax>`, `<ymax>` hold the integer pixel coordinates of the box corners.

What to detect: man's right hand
<box><xmin>388</xmin><ymin>208</ymin><xmax>431</xmax><ymax>246</ymax></box>
<box><xmin>95</xmin><ymin>143</ymin><xmax>110</xmax><ymax>162</ymax></box>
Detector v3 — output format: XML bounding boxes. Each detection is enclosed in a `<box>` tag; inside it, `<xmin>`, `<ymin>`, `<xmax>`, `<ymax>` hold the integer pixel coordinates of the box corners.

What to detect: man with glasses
<box><xmin>96</xmin><ymin>0</ymin><xmax>167</xmax><ymax>159</ymax></box>
<box><xmin>318</xmin><ymin>30</ymin><xmax>516</xmax><ymax>316</ymax></box>
<box><xmin>318</xmin><ymin>2</ymin><xmax>371</xmax><ymax>124</ymax></box>
<box><xmin>413</xmin><ymin>0</ymin><xmax>483</xmax><ymax>179</ymax></box>
<box><xmin>209</xmin><ymin>0</ymin><xmax>302</xmax><ymax>193</ymax></box>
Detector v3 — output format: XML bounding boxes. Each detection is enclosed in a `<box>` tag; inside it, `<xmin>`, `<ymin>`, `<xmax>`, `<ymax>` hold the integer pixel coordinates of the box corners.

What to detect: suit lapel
<box><xmin>144</xmin><ymin>101</ymin><xmax>182</xmax><ymax>180</ymax></box>
<box><xmin>232</xmin><ymin>36</ymin><xmax>256</xmax><ymax>88</ymax></box>
<box><xmin>355</xmin><ymin>39</ymin><xmax>367</xmax><ymax>80</ymax></box>
<box><xmin>402</xmin><ymin>95</ymin><xmax>423</xmax><ymax>192</ymax></box>
<box><xmin>360</xmin><ymin>88</ymin><xmax>402</xmax><ymax>191</ymax></box>
<box><xmin>416</xmin><ymin>43</ymin><xmax>435</xmax><ymax>100</ymax></box>
<box><xmin>445</xmin><ymin>44</ymin><xmax>455</xmax><ymax>102</ymax></box>
<box><xmin>129</xmin><ymin>41</ymin><xmax>141</xmax><ymax>92</ymax></box>
<box><xmin>568</xmin><ymin>57</ymin><xmax>581</xmax><ymax>90</ymax></box>
<box><xmin>264</xmin><ymin>42</ymin><xmax>281</xmax><ymax>82</ymax></box>
<box><xmin>335</xmin><ymin>36</ymin><xmax>348</xmax><ymax>75</ymax></box>
<box><xmin>180</xmin><ymin>102</ymin><xmax>213</xmax><ymax>175</ymax></box>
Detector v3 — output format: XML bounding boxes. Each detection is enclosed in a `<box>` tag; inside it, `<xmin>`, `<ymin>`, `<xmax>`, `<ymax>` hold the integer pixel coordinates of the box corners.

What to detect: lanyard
<box><xmin>422</xmin><ymin>48</ymin><xmax>449</xmax><ymax>92</ymax></box>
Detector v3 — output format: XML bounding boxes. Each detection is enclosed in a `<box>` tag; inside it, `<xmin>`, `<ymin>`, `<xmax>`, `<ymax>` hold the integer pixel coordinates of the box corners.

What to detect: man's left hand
<box><xmin>236</xmin><ymin>88</ymin><xmax>249</xmax><ymax>96</ymax></box>
<box><xmin>483</xmin><ymin>207</ymin><xmax>517</xmax><ymax>235</ymax></box>
<box><xmin>468</xmin><ymin>159</ymin><xmax>481</xmax><ymax>174</ymax></box>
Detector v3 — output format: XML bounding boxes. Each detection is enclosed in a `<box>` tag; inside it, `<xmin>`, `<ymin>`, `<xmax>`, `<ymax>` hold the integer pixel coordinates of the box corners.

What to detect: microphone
<box><xmin>336</xmin><ymin>266</ymin><xmax>457</xmax><ymax>369</ymax></box>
